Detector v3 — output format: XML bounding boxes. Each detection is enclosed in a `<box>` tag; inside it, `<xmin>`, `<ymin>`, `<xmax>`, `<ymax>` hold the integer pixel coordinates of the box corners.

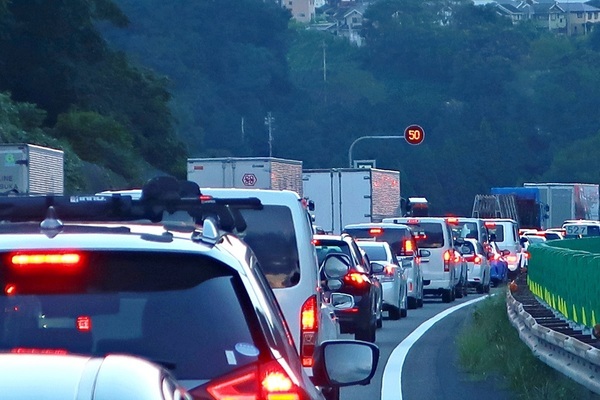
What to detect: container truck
<box><xmin>0</xmin><ymin>144</ymin><xmax>64</xmax><ymax>195</ymax></box>
<box><xmin>523</xmin><ymin>183</ymin><xmax>599</xmax><ymax>229</ymax></box>
<box><xmin>187</xmin><ymin>157</ymin><xmax>303</xmax><ymax>196</ymax></box>
<box><xmin>302</xmin><ymin>168</ymin><xmax>401</xmax><ymax>234</ymax></box>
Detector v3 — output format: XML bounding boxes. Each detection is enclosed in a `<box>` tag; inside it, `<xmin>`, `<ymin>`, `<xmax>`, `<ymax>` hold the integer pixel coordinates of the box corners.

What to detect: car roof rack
<box><xmin>0</xmin><ymin>176</ymin><xmax>262</xmax><ymax>234</ymax></box>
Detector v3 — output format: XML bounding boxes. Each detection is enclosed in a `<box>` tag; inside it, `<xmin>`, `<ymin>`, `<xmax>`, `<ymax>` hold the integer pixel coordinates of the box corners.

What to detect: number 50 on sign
<box><xmin>404</xmin><ymin>125</ymin><xmax>425</xmax><ymax>145</ymax></box>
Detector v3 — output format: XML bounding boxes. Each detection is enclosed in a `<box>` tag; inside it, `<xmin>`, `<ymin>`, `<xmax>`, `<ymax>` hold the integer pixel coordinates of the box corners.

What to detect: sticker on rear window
<box><xmin>235</xmin><ymin>342</ymin><xmax>259</xmax><ymax>357</ymax></box>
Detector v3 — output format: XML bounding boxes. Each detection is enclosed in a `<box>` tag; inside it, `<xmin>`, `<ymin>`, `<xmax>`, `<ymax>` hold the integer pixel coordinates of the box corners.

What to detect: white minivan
<box><xmin>201</xmin><ymin>188</ymin><xmax>341</xmax><ymax>393</ymax></box>
<box><xmin>483</xmin><ymin>218</ymin><xmax>523</xmax><ymax>273</ymax></box>
<box><xmin>382</xmin><ymin>217</ymin><xmax>464</xmax><ymax>303</ymax></box>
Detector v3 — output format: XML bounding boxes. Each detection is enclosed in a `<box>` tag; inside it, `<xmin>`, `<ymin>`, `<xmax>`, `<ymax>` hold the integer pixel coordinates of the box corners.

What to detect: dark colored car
<box><xmin>314</xmin><ymin>234</ymin><xmax>381</xmax><ymax>343</ymax></box>
<box><xmin>489</xmin><ymin>241</ymin><xmax>510</xmax><ymax>286</ymax></box>
<box><xmin>0</xmin><ymin>178</ymin><xmax>379</xmax><ymax>400</ymax></box>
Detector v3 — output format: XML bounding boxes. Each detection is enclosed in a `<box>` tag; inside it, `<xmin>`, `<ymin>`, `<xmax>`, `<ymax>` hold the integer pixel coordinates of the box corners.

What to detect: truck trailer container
<box><xmin>187</xmin><ymin>157</ymin><xmax>303</xmax><ymax>196</ymax></box>
<box><xmin>302</xmin><ymin>168</ymin><xmax>401</xmax><ymax>234</ymax></box>
<box><xmin>0</xmin><ymin>143</ymin><xmax>64</xmax><ymax>195</ymax></box>
<box><xmin>523</xmin><ymin>183</ymin><xmax>599</xmax><ymax>229</ymax></box>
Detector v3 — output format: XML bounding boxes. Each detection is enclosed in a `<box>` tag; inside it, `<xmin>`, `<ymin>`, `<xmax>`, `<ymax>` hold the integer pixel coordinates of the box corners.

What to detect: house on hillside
<box><xmin>487</xmin><ymin>0</ymin><xmax>600</xmax><ymax>35</ymax></box>
<box><xmin>270</xmin><ymin>0</ymin><xmax>316</xmax><ymax>23</ymax></box>
<box><xmin>334</xmin><ymin>4</ymin><xmax>367</xmax><ymax>45</ymax></box>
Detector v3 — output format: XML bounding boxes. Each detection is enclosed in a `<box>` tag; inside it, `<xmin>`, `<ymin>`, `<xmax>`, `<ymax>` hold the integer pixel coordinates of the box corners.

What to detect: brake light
<box><xmin>446</xmin><ymin>217</ymin><xmax>459</xmax><ymax>225</ymax></box>
<box><xmin>199</xmin><ymin>195</ymin><xmax>214</xmax><ymax>202</ymax></box>
<box><xmin>506</xmin><ymin>255</ymin><xmax>518</xmax><ymax>264</ymax></box>
<box><xmin>344</xmin><ymin>272</ymin><xmax>369</xmax><ymax>287</ymax></box>
<box><xmin>384</xmin><ymin>265</ymin><xmax>395</xmax><ymax>276</ymax></box>
<box><xmin>300</xmin><ymin>296</ymin><xmax>318</xmax><ymax>367</ymax></box>
<box><xmin>524</xmin><ymin>251</ymin><xmax>530</xmax><ymax>260</ymax></box>
<box><xmin>443</xmin><ymin>250</ymin><xmax>451</xmax><ymax>272</ymax></box>
<box><xmin>473</xmin><ymin>255</ymin><xmax>482</xmax><ymax>264</ymax></box>
<box><xmin>10</xmin><ymin>253</ymin><xmax>82</xmax><ymax>267</ymax></box>
<box><xmin>199</xmin><ymin>360</ymin><xmax>301</xmax><ymax>400</ymax></box>
<box><xmin>76</xmin><ymin>316</ymin><xmax>92</xmax><ymax>332</ymax></box>
<box><xmin>403</xmin><ymin>239</ymin><xmax>414</xmax><ymax>253</ymax></box>
<box><xmin>369</xmin><ymin>228</ymin><xmax>383</xmax><ymax>236</ymax></box>
<box><xmin>11</xmin><ymin>348</ymin><xmax>68</xmax><ymax>355</ymax></box>
<box><xmin>312</xmin><ymin>239</ymin><xmax>320</xmax><ymax>245</ymax></box>
<box><xmin>453</xmin><ymin>252</ymin><xmax>461</xmax><ymax>263</ymax></box>
<box><xmin>406</xmin><ymin>219</ymin><xmax>419</xmax><ymax>225</ymax></box>
<box><xmin>484</xmin><ymin>221</ymin><xmax>496</xmax><ymax>228</ymax></box>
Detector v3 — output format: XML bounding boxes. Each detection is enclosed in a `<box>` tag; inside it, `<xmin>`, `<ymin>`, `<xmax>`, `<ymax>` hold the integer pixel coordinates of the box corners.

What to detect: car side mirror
<box><xmin>331</xmin><ymin>293</ymin><xmax>354</xmax><ymax>309</ymax></box>
<box><xmin>370</xmin><ymin>262</ymin><xmax>385</xmax><ymax>274</ymax></box>
<box><xmin>312</xmin><ymin>340</ymin><xmax>379</xmax><ymax>387</ymax></box>
<box><xmin>323</xmin><ymin>253</ymin><xmax>351</xmax><ymax>279</ymax></box>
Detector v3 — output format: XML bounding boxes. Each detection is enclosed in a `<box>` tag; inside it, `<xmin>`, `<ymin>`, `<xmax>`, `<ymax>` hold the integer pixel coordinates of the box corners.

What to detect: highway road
<box><xmin>341</xmin><ymin>288</ymin><xmax>514</xmax><ymax>400</ymax></box>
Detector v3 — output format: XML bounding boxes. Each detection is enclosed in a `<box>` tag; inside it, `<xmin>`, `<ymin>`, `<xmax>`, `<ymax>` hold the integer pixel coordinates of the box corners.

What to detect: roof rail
<box><xmin>0</xmin><ymin>177</ymin><xmax>262</xmax><ymax>234</ymax></box>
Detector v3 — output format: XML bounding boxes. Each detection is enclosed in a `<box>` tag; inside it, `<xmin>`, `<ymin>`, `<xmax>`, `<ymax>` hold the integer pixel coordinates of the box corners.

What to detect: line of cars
<box><xmin>0</xmin><ymin>178</ymin><xmax>379</xmax><ymax>399</ymax></box>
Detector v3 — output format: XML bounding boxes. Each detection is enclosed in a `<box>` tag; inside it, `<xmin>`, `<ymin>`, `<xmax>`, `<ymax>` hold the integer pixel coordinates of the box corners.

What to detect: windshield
<box><xmin>0</xmin><ymin>251</ymin><xmax>259</xmax><ymax>380</ymax></box>
<box><xmin>358</xmin><ymin>245</ymin><xmax>388</xmax><ymax>262</ymax></box>
<box><xmin>409</xmin><ymin>222</ymin><xmax>445</xmax><ymax>248</ymax></box>
<box><xmin>344</xmin><ymin>227</ymin><xmax>409</xmax><ymax>257</ymax></box>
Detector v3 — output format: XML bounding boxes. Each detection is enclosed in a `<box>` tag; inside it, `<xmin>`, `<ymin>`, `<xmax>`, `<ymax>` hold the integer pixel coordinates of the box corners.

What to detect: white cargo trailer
<box><xmin>302</xmin><ymin>168</ymin><xmax>401</xmax><ymax>234</ymax></box>
<box><xmin>523</xmin><ymin>183</ymin><xmax>599</xmax><ymax>229</ymax></box>
<box><xmin>0</xmin><ymin>144</ymin><xmax>64</xmax><ymax>195</ymax></box>
<box><xmin>187</xmin><ymin>157</ymin><xmax>303</xmax><ymax>196</ymax></box>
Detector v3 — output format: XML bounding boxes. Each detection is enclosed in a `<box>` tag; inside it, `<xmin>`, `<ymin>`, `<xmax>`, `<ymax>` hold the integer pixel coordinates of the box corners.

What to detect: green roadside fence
<box><xmin>527</xmin><ymin>238</ymin><xmax>600</xmax><ymax>330</ymax></box>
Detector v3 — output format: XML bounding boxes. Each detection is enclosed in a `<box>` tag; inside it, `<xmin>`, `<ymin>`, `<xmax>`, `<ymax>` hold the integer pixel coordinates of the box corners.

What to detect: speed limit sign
<box><xmin>404</xmin><ymin>124</ymin><xmax>425</xmax><ymax>145</ymax></box>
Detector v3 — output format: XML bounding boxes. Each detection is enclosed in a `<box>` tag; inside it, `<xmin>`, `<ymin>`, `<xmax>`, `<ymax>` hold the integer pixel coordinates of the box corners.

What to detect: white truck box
<box><xmin>523</xmin><ymin>183</ymin><xmax>599</xmax><ymax>228</ymax></box>
<box><xmin>302</xmin><ymin>168</ymin><xmax>401</xmax><ymax>234</ymax></box>
<box><xmin>0</xmin><ymin>143</ymin><xmax>64</xmax><ymax>195</ymax></box>
<box><xmin>187</xmin><ymin>157</ymin><xmax>303</xmax><ymax>196</ymax></box>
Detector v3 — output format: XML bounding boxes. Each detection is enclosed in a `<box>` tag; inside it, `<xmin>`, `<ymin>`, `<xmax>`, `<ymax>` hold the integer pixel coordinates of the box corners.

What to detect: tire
<box><xmin>442</xmin><ymin>289</ymin><xmax>453</xmax><ymax>303</ymax></box>
<box><xmin>377</xmin><ymin>313</ymin><xmax>383</xmax><ymax>328</ymax></box>
<box><xmin>455</xmin><ymin>284</ymin><xmax>464</xmax><ymax>299</ymax></box>
<box><xmin>407</xmin><ymin>296</ymin><xmax>418</xmax><ymax>310</ymax></box>
<box><xmin>417</xmin><ymin>297</ymin><xmax>424</xmax><ymax>308</ymax></box>
<box><xmin>476</xmin><ymin>283</ymin><xmax>484</xmax><ymax>294</ymax></box>
<box><xmin>400</xmin><ymin>306</ymin><xmax>408</xmax><ymax>318</ymax></box>
<box><xmin>389</xmin><ymin>306</ymin><xmax>401</xmax><ymax>320</ymax></box>
<box><xmin>355</xmin><ymin>322</ymin><xmax>376</xmax><ymax>342</ymax></box>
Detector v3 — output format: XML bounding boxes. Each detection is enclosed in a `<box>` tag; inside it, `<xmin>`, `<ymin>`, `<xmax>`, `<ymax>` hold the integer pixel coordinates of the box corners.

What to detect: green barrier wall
<box><xmin>528</xmin><ymin>238</ymin><xmax>600</xmax><ymax>329</ymax></box>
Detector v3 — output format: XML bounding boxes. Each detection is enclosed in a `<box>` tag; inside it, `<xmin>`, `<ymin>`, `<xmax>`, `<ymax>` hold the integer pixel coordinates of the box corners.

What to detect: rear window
<box><xmin>238</xmin><ymin>205</ymin><xmax>300</xmax><ymax>288</ymax></box>
<box><xmin>452</xmin><ymin>222</ymin><xmax>479</xmax><ymax>240</ymax></box>
<box><xmin>0</xmin><ymin>251</ymin><xmax>260</xmax><ymax>380</ymax></box>
<box><xmin>344</xmin><ymin>227</ymin><xmax>410</xmax><ymax>256</ymax></box>
<box><xmin>408</xmin><ymin>222</ymin><xmax>445</xmax><ymax>248</ymax></box>
<box><xmin>358</xmin><ymin>245</ymin><xmax>388</xmax><ymax>262</ymax></box>
<box><xmin>314</xmin><ymin>240</ymin><xmax>351</xmax><ymax>265</ymax></box>
<box><xmin>487</xmin><ymin>225</ymin><xmax>505</xmax><ymax>242</ymax></box>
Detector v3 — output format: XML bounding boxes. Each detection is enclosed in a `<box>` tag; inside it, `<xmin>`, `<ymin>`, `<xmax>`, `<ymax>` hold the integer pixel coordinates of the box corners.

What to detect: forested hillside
<box><xmin>2</xmin><ymin>0</ymin><xmax>600</xmax><ymax>215</ymax></box>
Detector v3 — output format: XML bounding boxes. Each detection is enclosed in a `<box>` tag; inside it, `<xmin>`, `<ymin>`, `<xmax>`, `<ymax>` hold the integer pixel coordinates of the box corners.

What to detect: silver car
<box><xmin>357</xmin><ymin>240</ymin><xmax>408</xmax><ymax>320</ymax></box>
<box><xmin>0</xmin><ymin>353</ymin><xmax>191</xmax><ymax>399</ymax></box>
<box><xmin>461</xmin><ymin>238</ymin><xmax>491</xmax><ymax>294</ymax></box>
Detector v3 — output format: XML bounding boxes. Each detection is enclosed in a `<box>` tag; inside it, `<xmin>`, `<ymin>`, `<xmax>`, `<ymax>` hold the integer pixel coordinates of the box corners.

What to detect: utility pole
<box><xmin>265</xmin><ymin>112</ymin><xmax>274</xmax><ymax>157</ymax></box>
<box><xmin>322</xmin><ymin>40</ymin><xmax>327</xmax><ymax>83</ymax></box>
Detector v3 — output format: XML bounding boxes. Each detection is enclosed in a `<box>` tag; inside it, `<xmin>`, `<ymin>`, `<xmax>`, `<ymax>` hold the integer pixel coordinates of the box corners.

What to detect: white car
<box><xmin>357</xmin><ymin>240</ymin><xmax>408</xmax><ymax>320</ymax></box>
<box><xmin>460</xmin><ymin>238</ymin><xmax>491</xmax><ymax>294</ymax></box>
<box><xmin>383</xmin><ymin>217</ymin><xmax>463</xmax><ymax>303</ymax></box>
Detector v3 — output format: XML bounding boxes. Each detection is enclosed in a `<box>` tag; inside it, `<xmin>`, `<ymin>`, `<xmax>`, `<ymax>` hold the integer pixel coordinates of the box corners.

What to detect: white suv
<box><xmin>383</xmin><ymin>217</ymin><xmax>462</xmax><ymax>303</ymax></box>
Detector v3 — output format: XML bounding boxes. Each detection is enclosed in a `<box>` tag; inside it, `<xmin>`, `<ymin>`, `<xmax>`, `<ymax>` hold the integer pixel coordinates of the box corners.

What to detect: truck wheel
<box><xmin>389</xmin><ymin>306</ymin><xmax>401</xmax><ymax>320</ymax></box>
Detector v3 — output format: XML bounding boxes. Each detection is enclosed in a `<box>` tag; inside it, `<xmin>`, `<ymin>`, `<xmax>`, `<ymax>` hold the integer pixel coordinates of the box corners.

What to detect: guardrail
<box><xmin>507</xmin><ymin>238</ymin><xmax>600</xmax><ymax>394</ymax></box>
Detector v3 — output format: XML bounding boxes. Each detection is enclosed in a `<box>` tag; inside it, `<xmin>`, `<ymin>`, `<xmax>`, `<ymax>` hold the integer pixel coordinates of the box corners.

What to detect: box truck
<box><xmin>0</xmin><ymin>144</ymin><xmax>64</xmax><ymax>195</ymax></box>
<box><xmin>187</xmin><ymin>157</ymin><xmax>303</xmax><ymax>196</ymax></box>
<box><xmin>523</xmin><ymin>183</ymin><xmax>599</xmax><ymax>229</ymax></box>
<box><xmin>302</xmin><ymin>168</ymin><xmax>401</xmax><ymax>234</ymax></box>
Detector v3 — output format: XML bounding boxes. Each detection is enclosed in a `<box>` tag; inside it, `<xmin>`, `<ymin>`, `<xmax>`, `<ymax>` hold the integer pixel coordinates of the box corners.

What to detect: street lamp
<box><xmin>348</xmin><ymin>136</ymin><xmax>404</xmax><ymax>168</ymax></box>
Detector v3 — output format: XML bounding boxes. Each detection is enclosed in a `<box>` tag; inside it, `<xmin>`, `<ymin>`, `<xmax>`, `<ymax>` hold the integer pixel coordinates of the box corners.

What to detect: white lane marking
<box><xmin>381</xmin><ymin>295</ymin><xmax>491</xmax><ymax>400</ymax></box>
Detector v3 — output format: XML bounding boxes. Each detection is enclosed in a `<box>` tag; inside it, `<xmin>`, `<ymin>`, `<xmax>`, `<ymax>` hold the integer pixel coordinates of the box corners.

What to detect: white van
<box><xmin>201</xmin><ymin>189</ymin><xmax>340</xmax><ymax>383</ymax></box>
<box><xmin>483</xmin><ymin>218</ymin><xmax>523</xmax><ymax>272</ymax></box>
<box><xmin>382</xmin><ymin>217</ymin><xmax>464</xmax><ymax>303</ymax></box>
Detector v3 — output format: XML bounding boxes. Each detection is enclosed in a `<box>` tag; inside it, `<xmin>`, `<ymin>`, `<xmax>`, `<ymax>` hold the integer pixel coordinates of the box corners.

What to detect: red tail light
<box><xmin>443</xmin><ymin>250</ymin><xmax>451</xmax><ymax>272</ymax></box>
<box><xmin>403</xmin><ymin>239</ymin><xmax>414</xmax><ymax>254</ymax></box>
<box><xmin>300</xmin><ymin>295</ymin><xmax>318</xmax><ymax>367</ymax></box>
<box><xmin>198</xmin><ymin>360</ymin><xmax>301</xmax><ymax>400</ymax></box>
<box><xmin>384</xmin><ymin>265</ymin><xmax>395</xmax><ymax>276</ymax></box>
<box><xmin>524</xmin><ymin>251</ymin><xmax>530</xmax><ymax>260</ymax></box>
<box><xmin>473</xmin><ymin>255</ymin><xmax>482</xmax><ymax>265</ymax></box>
<box><xmin>9</xmin><ymin>252</ymin><xmax>83</xmax><ymax>271</ymax></box>
<box><xmin>11</xmin><ymin>348</ymin><xmax>68</xmax><ymax>355</ymax></box>
<box><xmin>506</xmin><ymin>255</ymin><xmax>518</xmax><ymax>264</ymax></box>
<box><xmin>446</xmin><ymin>217</ymin><xmax>459</xmax><ymax>225</ymax></box>
<box><xmin>406</xmin><ymin>219</ymin><xmax>419</xmax><ymax>225</ymax></box>
<box><xmin>344</xmin><ymin>272</ymin><xmax>369</xmax><ymax>287</ymax></box>
<box><xmin>484</xmin><ymin>221</ymin><xmax>496</xmax><ymax>228</ymax></box>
